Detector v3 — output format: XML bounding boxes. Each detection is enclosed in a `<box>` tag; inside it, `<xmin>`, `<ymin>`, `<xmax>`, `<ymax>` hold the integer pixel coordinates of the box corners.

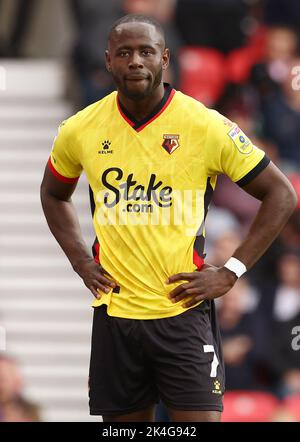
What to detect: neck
<box><xmin>117</xmin><ymin>82</ymin><xmax>165</xmax><ymax>121</ymax></box>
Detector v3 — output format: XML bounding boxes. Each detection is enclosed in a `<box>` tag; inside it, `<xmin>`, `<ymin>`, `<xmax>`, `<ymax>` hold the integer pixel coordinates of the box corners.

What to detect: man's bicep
<box><xmin>241</xmin><ymin>161</ymin><xmax>292</xmax><ymax>201</ymax></box>
<box><xmin>41</xmin><ymin>163</ymin><xmax>79</xmax><ymax>202</ymax></box>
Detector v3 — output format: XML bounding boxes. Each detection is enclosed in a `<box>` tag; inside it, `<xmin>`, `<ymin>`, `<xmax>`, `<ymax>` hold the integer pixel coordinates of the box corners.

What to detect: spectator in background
<box><xmin>213</xmin><ymin>174</ymin><xmax>261</xmax><ymax>229</ymax></box>
<box><xmin>70</xmin><ymin>0</ymin><xmax>122</xmax><ymax>107</ymax></box>
<box><xmin>0</xmin><ymin>354</ymin><xmax>23</xmax><ymax>407</ymax></box>
<box><xmin>0</xmin><ymin>354</ymin><xmax>40</xmax><ymax>422</ymax></box>
<box><xmin>2</xmin><ymin>397</ymin><xmax>41</xmax><ymax>422</ymax></box>
<box><xmin>209</xmin><ymin>229</ymin><xmax>242</xmax><ymax>268</ymax></box>
<box><xmin>175</xmin><ymin>0</ymin><xmax>249</xmax><ymax>53</ymax></box>
<box><xmin>207</xmin><ymin>227</ymin><xmax>270</xmax><ymax>390</ymax></box>
<box><xmin>262</xmin><ymin>57</ymin><xmax>300</xmax><ymax>171</ymax></box>
<box><xmin>212</xmin><ymin>141</ymin><xmax>272</xmax><ymax>231</ymax></box>
<box><xmin>267</xmin><ymin>249</ymin><xmax>300</xmax><ymax>398</ymax></box>
<box><xmin>213</xmin><ymin>91</ymin><xmax>283</xmax><ymax>230</ymax></box>
<box><xmin>248</xmin><ymin>209</ymin><xmax>300</xmax><ymax>323</ymax></box>
<box><xmin>251</xmin><ymin>26</ymin><xmax>299</xmax><ymax>103</ymax></box>
<box><xmin>280</xmin><ymin>210</ymin><xmax>300</xmax><ymax>250</ymax></box>
<box><xmin>264</xmin><ymin>0</ymin><xmax>300</xmax><ymax>32</ymax></box>
<box><xmin>217</xmin><ymin>278</ymin><xmax>269</xmax><ymax>391</ymax></box>
<box><xmin>204</xmin><ymin>206</ymin><xmax>240</xmax><ymax>260</ymax></box>
<box><xmin>0</xmin><ymin>0</ymin><xmax>37</xmax><ymax>57</ymax></box>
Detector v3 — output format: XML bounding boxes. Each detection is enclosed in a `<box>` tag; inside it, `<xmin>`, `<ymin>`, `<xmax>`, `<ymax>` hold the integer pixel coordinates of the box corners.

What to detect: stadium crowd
<box><xmin>0</xmin><ymin>0</ymin><xmax>300</xmax><ymax>421</ymax></box>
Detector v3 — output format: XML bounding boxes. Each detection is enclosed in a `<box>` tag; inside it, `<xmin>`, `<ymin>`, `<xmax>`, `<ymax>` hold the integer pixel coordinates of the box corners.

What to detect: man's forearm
<box><xmin>40</xmin><ymin>190</ymin><xmax>92</xmax><ymax>271</ymax></box>
<box><xmin>232</xmin><ymin>185</ymin><xmax>297</xmax><ymax>270</ymax></box>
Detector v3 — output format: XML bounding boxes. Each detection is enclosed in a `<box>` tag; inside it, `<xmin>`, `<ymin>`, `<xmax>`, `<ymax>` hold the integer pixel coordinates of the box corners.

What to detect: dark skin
<box><xmin>105</xmin><ymin>22</ymin><xmax>170</xmax><ymax>120</ymax></box>
<box><xmin>40</xmin><ymin>22</ymin><xmax>298</xmax><ymax>423</ymax></box>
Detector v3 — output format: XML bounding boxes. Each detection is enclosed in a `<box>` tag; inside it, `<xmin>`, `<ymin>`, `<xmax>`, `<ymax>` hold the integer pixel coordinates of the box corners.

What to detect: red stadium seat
<box><xmin>288</xmin><ymin>174</ymin><xmax>300</xmax><ymax>209</ymax></box>
<box><xmin>282</xmin><ymin>395</ymin><xmax>300</xmax><ymax>421</ymax></box>
<box><xmin>179</xmin><ymin>47</ymin><xmax>226</xmax><ymax>106</ymax></box>
<box><xmin>247</xmin><ymin>26</ymin><xmax>267</xmax><ymax>60</ymax></box>
<box><xmin>222</xmin><ymin>391</ymin><xmax>280</xmax><ymax>422</ymax></box>
<box><xmin>226</xmin><ymin>27</ymin><xmax>267</xmax><ymax>84</ymax></box>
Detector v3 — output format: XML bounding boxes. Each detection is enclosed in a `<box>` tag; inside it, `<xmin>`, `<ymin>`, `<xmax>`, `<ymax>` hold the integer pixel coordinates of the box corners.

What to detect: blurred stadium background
<box><xmin>0</xmin><ymin>0</ymin><xmax>300</xmax><ymax>422</ymax></box>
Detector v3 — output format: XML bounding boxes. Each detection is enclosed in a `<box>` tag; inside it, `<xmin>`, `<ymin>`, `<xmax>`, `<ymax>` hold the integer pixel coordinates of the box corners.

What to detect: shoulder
<box><xmin>60</xmin><ymin>91</ymin><xmax>118</xmax><ymax>133</ymax></box>
<box><xmin>206</xmin><ymin>108</ymin><xmax>236</xmax><ymax>135</ymax></box>
<box><xmin>173</xmin><ymin>91</ymin><xmax>232</xmax><ymax>134</ymax></box>
<box><xmin>174</xmin><ymin>90</ymin><xmax>208</xmax><ymax>118</ymax></box>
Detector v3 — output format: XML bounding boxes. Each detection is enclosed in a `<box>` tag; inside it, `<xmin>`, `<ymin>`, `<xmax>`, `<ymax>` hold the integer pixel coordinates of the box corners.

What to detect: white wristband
<box><xmin>223</xmin><ymin>257</ymin><xmax>247</xmax><ymax>278</ymax></box>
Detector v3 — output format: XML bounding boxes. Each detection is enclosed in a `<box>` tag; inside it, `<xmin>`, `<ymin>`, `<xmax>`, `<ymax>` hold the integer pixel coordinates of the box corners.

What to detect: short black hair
<box><xmin>108</xmin><ymin>14</ymin><xmax>165</xmax><ymax>47</ymax></box>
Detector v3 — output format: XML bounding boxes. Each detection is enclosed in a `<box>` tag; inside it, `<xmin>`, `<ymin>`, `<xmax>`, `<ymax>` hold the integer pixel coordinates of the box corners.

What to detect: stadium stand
<box><xmin>0</xmin><ymin>60</ymin><xmax>97</xmax><ymax>421</ymax></box>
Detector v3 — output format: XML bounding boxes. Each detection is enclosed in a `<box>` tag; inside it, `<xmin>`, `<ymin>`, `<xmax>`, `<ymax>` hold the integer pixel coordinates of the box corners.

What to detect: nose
<box><xmin>128</xmin><ymin>52</ymin><xmax>144</xmax><ymax>69</ymax></box>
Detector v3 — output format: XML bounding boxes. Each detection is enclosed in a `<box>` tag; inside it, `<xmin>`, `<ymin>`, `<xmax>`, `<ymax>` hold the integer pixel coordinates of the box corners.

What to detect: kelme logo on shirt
<box><xmin>98</xmin><ymin>140</ymin><xmax>113</xmax><ymax>155</ymax></box>
<box><xmin>101</xmin><ymin>167</ymin><xmax>172</xmax><ymax>212</ymax></box>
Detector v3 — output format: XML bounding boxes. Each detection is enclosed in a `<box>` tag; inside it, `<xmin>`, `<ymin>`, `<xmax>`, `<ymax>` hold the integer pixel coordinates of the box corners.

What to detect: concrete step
<box><xmin>0</xmin><ymin>148</ymin><xmax>56</xmax><ymax>162</ymax></box>
<box><xmin>0</xmin><ymin>170</ymin><xmax>90</xmax><ymax>195</ymax></box>
<box><xmin>0</xmin><ymin>213</ymin><xmax>92</xmax><ymax>228</ymax></box>
<box><xmin>0</xmin><ymin>268</ymin><xmax>84</xmax><ymax>279</ymax></box>
<box><xmin>1</xmin><ymin>222</ymin><xmax>93</xmax><ymax>237</ymax></box>
<box><xmin>0</xmin><ymin>288</ymin><xmax>93</xmax><ymax>300</ymax></box>
<box><xmin>0</xmin><ymin>200</ymin><xmax>89</xmax><ymax>218</ymax></box>
<box><xmin>42</xmin><ymin>410</ymin><xmax>99</xmax><ymax>423</ymax></box>
<box><xmin>0</xmin><ymin>102</ymin><xmax>72</xmax><ymax>123</ymax></box>
<box><xmin>0</xmin><ymin>245</ymin><xmax>92</xmax><ymax>259</ymax></box>
<box><xmin>0</xmin><ymin>299</ymin><xmax>90</xmax><ymax>313</ymax></box>
<box><xmin>0</xmin><ymin>192</ymin><xmax>89</xmax><ymax>205</ymax></box>
<box><xmin>0</xmin><ymin>60</ymin><xmax>66</xmax><ymax>99</ymax></box>
<box><xmin>2</xmin><ymin>309</ymin><xmax>94</xmax><ymax>323</ymax></box>
<box><xmin>24</xmin><ymin>376</ymin><xmax>88</xmax><ymax>389</ymax></box>
<box><xmin>0</xmin><ymin>126</ymin><xmax>61</xmax><ymax>140</ymax></box>
<box><xmin>22</xmin><ymin>365</ymin><xmax>89</xmax><ymax>378</ymax></box>
<box><xmin>0</xmin><ymin>59</ymin><xmax>100</xmax><ymax>422</ymax></box>
<box><xmin>0</xmin><ymin>160</ymin><xmax>51</xmax><ymax>174</ymax></box>
<box><xmin>0</xmin><ymin>247</ymin><xmax>93</xmax><ymax>261</ymax></box>
<box><xmin>0</xmin><ymin>256</ymin><xmax>81</xmax><ymax>268</ymax></box>
<box><xmin>0</xmin><ymin>142</ymin><xmax>60</xmax><ymax>151</ymax></box>
<box><xmin>5</xmin><ymin>321</ymin><xmax>91</xmax><ymax>336</ymax></box>
<box><xmin>0</xmin><ymin>276</ymin><xmax>86</xmax><ymax>289</ymax></box>
<box><xmin>6</xmin><ymin>337</ymin><xmax>91</xmax><ymax>350</ymax></box>
<box><xmin>7</xmin><ymin>342</ymin><xmax>91</xmax><ymax>357</ymax></box>
<box><xmin>0</xmin><ymin>169</ymin><xmax>46</xmax><ymax>183</ymax></box>
<box><xmin>10</xmin><ymin>352</ymin><xmax>92</xmax><ymax>367</ymax></box>
<box><xmin>0</xmin><ymin>121</ymin><xmax>63</xmax><ymax>131</ymax></box>
<box><xmin>0</xmin><ymin>202</ymin><xmax>91</xmax><ymax>218</ymax></box>
<box><xmin>25</xmin><ymin>386</ymin><xmax>88</xmax><ymax>401</ymax></box>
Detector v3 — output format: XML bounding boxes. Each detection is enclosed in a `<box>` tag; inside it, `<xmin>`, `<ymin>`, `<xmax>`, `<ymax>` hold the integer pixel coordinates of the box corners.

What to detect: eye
<box><xmin>141</xmin><ymin>49</ymin><xmax>153</xmax><ymax>56</ymax></box>
<box><xmin>118</xmin><ymin>51</ymin><xmax>129</xmax><ymax>57</ymax></box>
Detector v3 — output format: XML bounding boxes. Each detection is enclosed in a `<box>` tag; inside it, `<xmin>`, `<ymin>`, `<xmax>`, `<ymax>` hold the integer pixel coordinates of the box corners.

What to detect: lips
<box><xmin>125</xmin><ymin>75</ymin><xmax>148</xmax><ymax>81</ymax></box>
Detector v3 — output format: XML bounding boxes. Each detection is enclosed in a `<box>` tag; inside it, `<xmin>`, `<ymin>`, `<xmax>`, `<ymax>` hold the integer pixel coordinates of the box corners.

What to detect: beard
<box><xmin>112</xmin><ymin>68</ymin><xmax>163</xmax><ymax>101</ymax></box>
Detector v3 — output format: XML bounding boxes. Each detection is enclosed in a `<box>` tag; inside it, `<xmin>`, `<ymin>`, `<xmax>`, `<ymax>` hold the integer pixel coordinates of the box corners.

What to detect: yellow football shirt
<box><xmin>48</xmin><ymin>84</ymin><xmax>269</xmax><ymax>319</ymax></box>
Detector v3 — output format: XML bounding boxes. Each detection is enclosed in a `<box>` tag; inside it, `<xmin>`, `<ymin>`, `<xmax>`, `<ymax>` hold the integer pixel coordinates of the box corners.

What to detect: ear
<box><xmin>162</xmin><ymin>48</ymin><xmax>170</xmax><ymax>71</ymax></box>
<box><xmin>105</xmin><ymin>50</ymin><xmax>111</xmax><ymax>72</ymax></box>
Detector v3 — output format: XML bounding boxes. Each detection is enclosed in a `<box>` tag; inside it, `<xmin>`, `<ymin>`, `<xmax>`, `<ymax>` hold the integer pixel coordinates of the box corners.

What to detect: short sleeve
<box><xmin>48</xmin><ymin>118</ymin><xmax>83</xmax><ymax>183</ymax></box>
<box><xmin>205</xmin><ymin>109</ymin><xmax>270</xmax><ymax>186</ymax></box>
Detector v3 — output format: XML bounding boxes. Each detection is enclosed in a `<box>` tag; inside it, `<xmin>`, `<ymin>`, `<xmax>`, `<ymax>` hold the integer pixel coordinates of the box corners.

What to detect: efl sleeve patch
<box><xmin>227</xmin><ymin>125</ymin><xmax>253</xmax><ymax>155</ymax></box>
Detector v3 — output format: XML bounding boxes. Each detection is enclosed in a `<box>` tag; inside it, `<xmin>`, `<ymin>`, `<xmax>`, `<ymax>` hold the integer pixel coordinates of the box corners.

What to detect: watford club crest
<box><xmin>162</xmin><ymin>134</ymin><xmax>180</xmax><ymax>154</ymax></box>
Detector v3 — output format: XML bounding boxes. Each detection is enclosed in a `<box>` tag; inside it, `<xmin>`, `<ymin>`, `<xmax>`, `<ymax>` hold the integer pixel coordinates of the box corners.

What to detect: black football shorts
<box><xmin>89</xmin><ymin>300</ymin><xmax>225</xmax><ymax>416</ymax></box>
